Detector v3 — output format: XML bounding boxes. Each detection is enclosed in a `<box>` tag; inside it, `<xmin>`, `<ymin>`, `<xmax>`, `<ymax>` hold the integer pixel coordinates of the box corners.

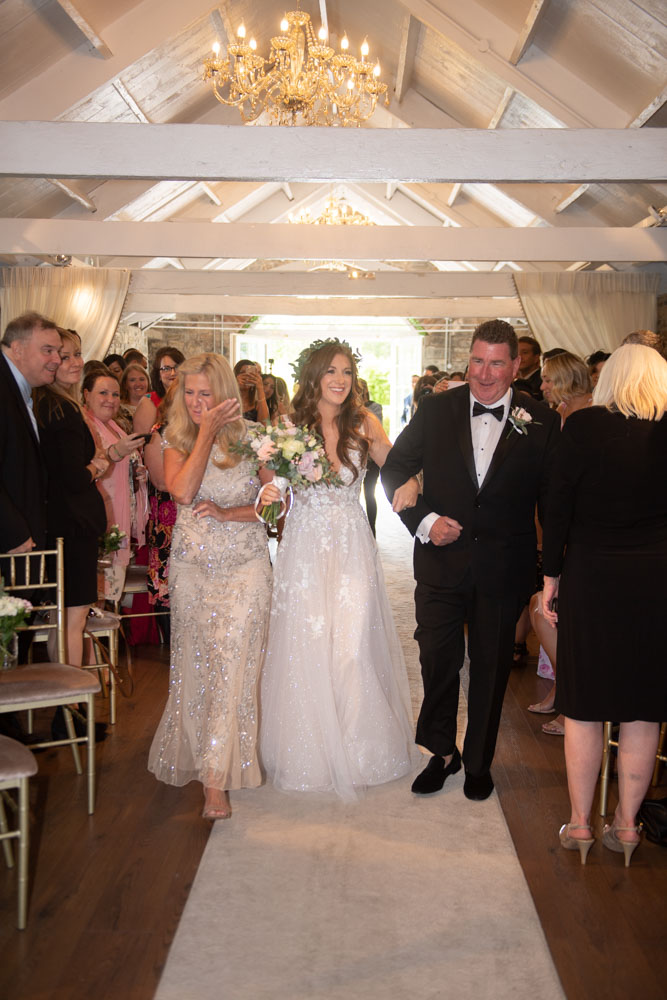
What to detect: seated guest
<box><xmin>513</xmin><ymin>336</ymin><xmax>543</xmax><ymax>401</ymax></box>
<box><xmin>542</xmin><ymin>344</ymin><xmax>667</xmax><ymax>866</ymax></box>
<box><xmin>123</xmin><ymin>348</ymin><xmax>148</xmax><ymax>370</ymax></box>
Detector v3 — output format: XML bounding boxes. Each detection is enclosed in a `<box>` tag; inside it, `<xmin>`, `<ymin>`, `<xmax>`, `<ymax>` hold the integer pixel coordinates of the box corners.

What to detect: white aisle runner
<box><xmin>155</xmin><ymin>494</ymin><xmax>563</xmax><ymax>1000</ymax></box>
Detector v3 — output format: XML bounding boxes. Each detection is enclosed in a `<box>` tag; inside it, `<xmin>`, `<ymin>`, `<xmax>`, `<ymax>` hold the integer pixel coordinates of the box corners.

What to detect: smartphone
<box><xmin>550</xmin><ymin>597</ymin><xmax>558</xmax><ymax>613</ymax></box>
<box><xmin>134</xmin><ymin>433</ymin><xmax>152</xmax><ymax>444</ymax></box>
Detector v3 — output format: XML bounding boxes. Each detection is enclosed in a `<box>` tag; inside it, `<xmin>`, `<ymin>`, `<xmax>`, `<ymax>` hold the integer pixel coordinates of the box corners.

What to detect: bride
<box><xmin>260</xmin><ymin>339</ymin><xmax>419</xmax><ymax>801</ymax></box>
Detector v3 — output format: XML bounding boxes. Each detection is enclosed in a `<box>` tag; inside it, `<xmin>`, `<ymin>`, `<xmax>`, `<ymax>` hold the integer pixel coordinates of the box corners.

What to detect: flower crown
<box><xmin>290</xmin><ymin>338</ymin><xmax>362</xmax><ymax>385</ymax></box>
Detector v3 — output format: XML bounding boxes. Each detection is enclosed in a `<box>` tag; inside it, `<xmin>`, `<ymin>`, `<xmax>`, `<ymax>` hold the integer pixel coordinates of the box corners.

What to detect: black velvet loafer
<box><xmin>411</xmin><ymin>747</ymin><xmax>462</xmax><ymax>794</ymax></box>
<box><xmin>463</xmin><ymin>771</ymin><xmax>494</xmax><ymax>800</ymax></box>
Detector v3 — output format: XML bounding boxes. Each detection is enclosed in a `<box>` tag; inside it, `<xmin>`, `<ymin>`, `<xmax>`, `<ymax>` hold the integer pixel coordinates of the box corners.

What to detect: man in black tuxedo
<box><xmin>0</xmin><ymin>311</ymin><xmax>62</xmax><ymax>554</ymax></box>
<box><xmin>382</xmin><ymin>320</ymin><xmax>559</xmax><ymax>800</ymax></box>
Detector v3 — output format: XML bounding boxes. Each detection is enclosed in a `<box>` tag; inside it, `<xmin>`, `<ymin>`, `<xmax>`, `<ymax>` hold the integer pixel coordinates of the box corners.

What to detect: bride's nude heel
<box><xmin>559</xmin><ymin>823</ymin><xmax>595</xmax><ymax>865</ymax></box>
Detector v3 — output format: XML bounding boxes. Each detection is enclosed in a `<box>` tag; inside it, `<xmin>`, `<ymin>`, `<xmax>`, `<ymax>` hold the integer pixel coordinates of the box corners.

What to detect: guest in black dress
<box><xmin>541</xmin><ymin>344</ymin><xmax>667</xmax><ymax>866</ymax></box>
<box><xmin>34</xmin><ymin>329</ymin><xmax>108</xmax><ymax>666</ymax></box>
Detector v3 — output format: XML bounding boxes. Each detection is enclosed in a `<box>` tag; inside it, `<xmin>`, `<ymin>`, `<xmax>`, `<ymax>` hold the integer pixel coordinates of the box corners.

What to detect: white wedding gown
<box><xmin>260</xmin><ymin>454</ymin><xmax>417</xmax><ymax>801</ymax></box>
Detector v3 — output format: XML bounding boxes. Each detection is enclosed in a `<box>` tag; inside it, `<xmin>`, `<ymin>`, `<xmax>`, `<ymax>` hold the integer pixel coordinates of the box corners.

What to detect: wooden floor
<box><xmin>0</xmin><ymin>642</ymin><xmax>665</xmax><ymax>1000</ymax></box>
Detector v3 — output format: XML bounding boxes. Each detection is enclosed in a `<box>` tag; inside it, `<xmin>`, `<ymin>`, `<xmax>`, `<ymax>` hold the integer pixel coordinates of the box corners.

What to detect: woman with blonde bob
<box><xmin>541</xmin><ymin>344</ymin><xmax>667</xmax><ymax>866</ymax></box>
<box><xmin>148</xmin><ymin>353</ymin><xmax>279</xmax><ymax>821</ymax></box>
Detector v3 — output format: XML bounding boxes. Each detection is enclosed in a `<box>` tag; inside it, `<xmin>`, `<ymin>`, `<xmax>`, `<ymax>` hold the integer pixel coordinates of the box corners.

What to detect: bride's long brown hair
<box><xmin>290</xmin><ymin>342</ymin><xmax>369</xmax><ymax>481</ymax></box>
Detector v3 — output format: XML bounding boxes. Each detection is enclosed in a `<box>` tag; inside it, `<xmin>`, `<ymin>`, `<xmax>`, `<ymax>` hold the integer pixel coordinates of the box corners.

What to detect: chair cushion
<box><xmin>0</xmin><ymin>664</ymin><xmax>101</xmax><ymax>705</ymax></box>
<box><xmin>0</xmin><ymin>734</ymin><xmax>38</xmax><ymax>780</ymax></box>
<box><xmin>86</xmin><ymin>613</ymin><xmax>121</xmax><ymax>633</ymax></box>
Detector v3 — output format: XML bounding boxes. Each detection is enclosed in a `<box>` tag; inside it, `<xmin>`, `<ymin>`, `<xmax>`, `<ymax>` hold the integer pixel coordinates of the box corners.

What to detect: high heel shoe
<box><xmin>602</xmin><ymin>823</ymin><xmax>642</xmax><ymax>867</ymax></box>
<box><xmin>202</xmin><ymin>789</ymin><xmax>231</xmax><ymax>821</ymax></box>
<box><xmin>559</xmin><ymin>823</ymin><xmax>595</xmax><ymax>865</ymax></box>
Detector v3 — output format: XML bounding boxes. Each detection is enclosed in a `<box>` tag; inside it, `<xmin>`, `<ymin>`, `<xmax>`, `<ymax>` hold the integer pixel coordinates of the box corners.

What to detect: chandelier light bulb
<box><xmin>281</xmin><ymin>17</ymin><xmax>289</xmax><ymax>31</ymax></box>
<box><xmin>318</xmin><ymin>26</ymin><xmax>327</xmax><ymax>41</ymax></box>
<box><xmin>373</xmin><ymin>62</ymin><xmax>381</xmax><ymax>77</ymax></box>
<box><xmin>250</xmin><ymin>37</ymin><xmax>257</xmax><ymax>50</ymax></box>
<box><xmin>347</xmin><ymin>77</ymin><xmax>354</xmax><ymax>90</ymax></box>
<box><xmin>361</xmin><ymin>39</ymin><xmax>369</xmax><ymax>58</ymax></box>
<box><xmin>237</xmin><ymin>23</ymin><xmax>246</xmax><ymax>39</ymax></box>
<box><xmin>212</xmin><ymin>41</ymin><xmax>220</xmax><ymax>56</ymax></box>
<box><xmin>341</xmin><ymin>35</ymin><xmax>349</xmax><ymax>50</ymax></box>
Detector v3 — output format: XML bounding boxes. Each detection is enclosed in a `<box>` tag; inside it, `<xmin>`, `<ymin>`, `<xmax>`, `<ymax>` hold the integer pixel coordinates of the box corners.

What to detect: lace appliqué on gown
<box><xmin>148</xmin><ymin>449</ymin><xmax>272</xmax><ymax>791</ymax></box>
<box><xmin>260</xmin><ymin>455</ymin><xmax>417</xmax><ymax>801</ymax></box>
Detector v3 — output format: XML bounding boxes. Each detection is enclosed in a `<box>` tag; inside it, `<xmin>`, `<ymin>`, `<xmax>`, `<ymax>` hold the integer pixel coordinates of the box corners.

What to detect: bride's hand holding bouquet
<box><xmin>233</xmin><ymin>418</ymin><xmax>340</xmax><ymax>526</ymax></box>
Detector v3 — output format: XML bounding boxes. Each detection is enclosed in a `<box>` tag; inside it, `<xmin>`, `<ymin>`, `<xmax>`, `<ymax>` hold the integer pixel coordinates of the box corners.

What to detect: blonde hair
<box><xmin>542</xmin><ymin>351</ymin><xmax>591</xmax><ymax>405</ymax></box>
<box><xmin>166</xmin><ymin>353</ymin><xmax>245</xmax><ymax>468</ymax></box>
<box><xmin>593</xmin><ymin>344</ymin><xmax>667</xmax><ymax>420</ymax></box>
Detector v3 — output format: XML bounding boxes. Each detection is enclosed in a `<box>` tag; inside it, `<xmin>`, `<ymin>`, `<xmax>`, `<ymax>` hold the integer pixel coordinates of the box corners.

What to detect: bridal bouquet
<box><xmin>0</xmin><ymin>587</ymin><xmax>32</xmax><ymax>669</ymax></box>
<box><xmin>233</xmin><ymin>419</ymin><xmax>340</xmax><ymax>525</ymax></box>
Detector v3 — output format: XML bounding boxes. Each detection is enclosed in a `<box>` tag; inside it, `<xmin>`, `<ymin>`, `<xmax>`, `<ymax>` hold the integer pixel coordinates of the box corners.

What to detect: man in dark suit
<box><xmin>382</xmin><ymin>320</ymin><xmax>559</xmax><ymax>800</ymax></box>
<box><xmin>513</xmin><ymin>335</ymin><xmax>543</xmax><ymax>401</ymax></box>
<box><xmin>0</xmin><ymin>311</ymin><xmax>62</xmax><ymax>554</ymax></box>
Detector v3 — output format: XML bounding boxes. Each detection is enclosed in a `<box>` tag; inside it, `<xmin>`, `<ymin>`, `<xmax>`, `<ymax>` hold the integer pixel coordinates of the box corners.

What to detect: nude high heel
<box><xmin>559</xmin><ymin>823</ymin><xmax>595</xmax><ymax>865</ymax></box>
<box><xmin>602</xmin><ymin>823</ymin><xmax>641</xmax><ymax>867</ymax></box>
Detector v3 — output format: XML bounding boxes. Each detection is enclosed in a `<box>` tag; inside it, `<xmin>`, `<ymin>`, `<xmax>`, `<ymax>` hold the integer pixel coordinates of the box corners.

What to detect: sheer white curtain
<box><xmin>513</xmin><ymin>272</ymin><xmax>659</xmax><ymax>357</ymax></box>
<box><xmin>0</xmin><ymin>267</ymin><xmax>130</xmax><ymax>360</ymax></box>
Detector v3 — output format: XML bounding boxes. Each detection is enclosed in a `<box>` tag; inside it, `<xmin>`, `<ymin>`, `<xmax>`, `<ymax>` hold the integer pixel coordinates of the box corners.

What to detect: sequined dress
<box><xmin>260</xmin><ymin>455</ymin><xmax>416</xmax><ymax>801</ymax></box>
<box><xmin>148</xmin><ymin>448</ymin><xmax>271</xmax><ymax>791</ymax></box>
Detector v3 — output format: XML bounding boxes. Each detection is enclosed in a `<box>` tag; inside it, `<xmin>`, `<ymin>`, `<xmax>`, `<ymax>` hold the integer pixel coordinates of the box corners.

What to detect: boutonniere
<box><xmin>507</xmin><ymin>406</ymin><xmax>540</xmax><ymax>438</ymax></box>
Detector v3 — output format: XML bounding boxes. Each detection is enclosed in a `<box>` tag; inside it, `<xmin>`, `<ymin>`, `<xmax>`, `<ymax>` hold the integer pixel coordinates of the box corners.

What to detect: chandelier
<box><xmin>289</xmin><ymin>193</ymin><xmax>374</xmax><ymax>226</ymax></box>
<box><xmin>203</xmin><ymin>3</ymin><xmax>389</xmax><ymax>126</ymax></box>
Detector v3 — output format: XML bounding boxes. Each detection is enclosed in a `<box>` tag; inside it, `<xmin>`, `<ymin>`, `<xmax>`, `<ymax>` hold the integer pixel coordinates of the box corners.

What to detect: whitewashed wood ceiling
<box><xmin>0</xmin><ymin>0</ymin><xmax>665</xmax><ymax>321</ymax></box>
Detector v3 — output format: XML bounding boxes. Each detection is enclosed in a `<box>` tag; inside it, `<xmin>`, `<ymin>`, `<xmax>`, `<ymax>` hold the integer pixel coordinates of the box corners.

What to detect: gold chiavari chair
<box><xmin>0</xmin><ymin>539</ymin><xmax>101</xmax><ymax>814</ymax></box>
<box><xmin>0</xmin><ymin>734</ymin><xmax>37</xmax><ymax>929</ymax></box>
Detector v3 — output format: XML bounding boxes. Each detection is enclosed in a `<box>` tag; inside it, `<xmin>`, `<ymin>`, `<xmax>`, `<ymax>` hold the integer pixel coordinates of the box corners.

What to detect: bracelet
<box><xmin>107</xmin><ymin>443</ymin><xmax>122</xmax><ymax>462</ymax></box>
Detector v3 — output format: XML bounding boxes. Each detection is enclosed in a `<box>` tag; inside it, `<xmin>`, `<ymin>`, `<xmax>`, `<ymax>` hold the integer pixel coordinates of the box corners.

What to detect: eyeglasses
<box><xmin>159</xmin><ymin>365</ymin><xmax>178</xmax><ymax>374</ymax></box>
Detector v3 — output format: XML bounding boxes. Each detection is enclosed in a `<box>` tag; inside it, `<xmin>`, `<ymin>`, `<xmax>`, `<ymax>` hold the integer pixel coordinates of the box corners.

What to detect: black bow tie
<box><xmin>472</xmin><ymin>401</ymin><xmax>504</xmax><ymax>421</ymax></box>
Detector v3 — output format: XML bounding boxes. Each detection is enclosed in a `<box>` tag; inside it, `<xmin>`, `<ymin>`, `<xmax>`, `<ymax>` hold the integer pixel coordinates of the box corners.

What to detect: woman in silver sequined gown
<box><xmin>260</xmin><ymin>342</ymin><xmax>418</xmax><ymax>802</ymax></box>
<box><xmin>148</xmin><ymin>354</ymin><xmax>277</xmax><ymax>820</ymax></box>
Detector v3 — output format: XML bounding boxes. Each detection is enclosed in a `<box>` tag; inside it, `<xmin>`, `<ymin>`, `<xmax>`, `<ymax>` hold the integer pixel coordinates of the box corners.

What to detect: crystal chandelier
<box><xmin>203</xmin><ymin>3</ymin><xmax>389</xmax><ymax>126</ymax></box>
<box><xmin>289</xmin><ymin>193</ymin><xmax>374</xmax><ymax>225</ymax></box>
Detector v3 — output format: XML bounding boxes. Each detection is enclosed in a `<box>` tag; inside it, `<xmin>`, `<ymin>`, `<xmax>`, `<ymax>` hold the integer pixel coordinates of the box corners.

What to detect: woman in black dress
<box><xmin>34</xmin><ymin>329</ymin><xmax>108</xmax><ymax>665</ymax></box>
<box><xmin>542</xmin><ymin>344</ymin><xmax>667</xmax><ymax>865</ymax></box>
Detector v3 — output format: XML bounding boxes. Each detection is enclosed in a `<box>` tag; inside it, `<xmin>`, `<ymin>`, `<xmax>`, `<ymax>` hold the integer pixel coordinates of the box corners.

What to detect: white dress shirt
<box><xmin>4</xmin><ymin>351</ymin><xmax>39</xmax><ymax>440</ymax></box>
<box><xmin>416</xmin><ymin>388</ymin><xmax>512</xmax><ymax>544</ymax></box>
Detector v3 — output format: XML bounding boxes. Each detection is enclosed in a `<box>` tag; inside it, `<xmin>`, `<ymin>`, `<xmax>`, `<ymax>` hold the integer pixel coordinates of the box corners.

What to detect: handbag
<box><xmin>638</xmin><ymin>797</ymin><xmax>667</xmax><ymax>846</ymax></box>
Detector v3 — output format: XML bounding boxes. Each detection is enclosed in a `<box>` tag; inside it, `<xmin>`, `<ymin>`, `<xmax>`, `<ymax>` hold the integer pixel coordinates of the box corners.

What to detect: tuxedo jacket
<box><xmin>0</xmin><ymin>352</ymin><xmax>48</xmax><ymax>551</ymax></box>
<box><xmin>382</xmin><ymin>384</ymin><xmax>560</xmax><ymax>598</ymax></box>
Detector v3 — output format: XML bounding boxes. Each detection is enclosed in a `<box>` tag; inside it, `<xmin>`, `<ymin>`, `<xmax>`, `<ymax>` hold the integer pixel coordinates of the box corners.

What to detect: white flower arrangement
<box><xmin>0</xmin><ymin>588</ymin><xmax>32</xmax><ymax>664</ymax></box>
<box><xmin>507</xmin><ymin>406</ymin><xmax>540</xmax><ymax>438</ymax></box>
<box><xmin>99</xmin><ymin>523</ymin><xmax>127</xmax><ymax>555</ymax></box>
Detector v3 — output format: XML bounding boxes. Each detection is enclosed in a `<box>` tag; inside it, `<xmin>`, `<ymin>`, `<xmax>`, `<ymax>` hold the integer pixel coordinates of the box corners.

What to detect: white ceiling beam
<box><xmin>54</xmin><ymin>1</ymin><xmax>113</xmax><ymax>59</ymax></box>
<box><xmin>2</xmin><ymin>123</ymin><xmax>665</xmax><ymax>183</ymax></box>
<box><xmin>400</xmin><ymin>0</ymin><xmax>624</xmax><ymax>126</ymax></box>
<box><xmin>629</xmin><ymin>86</ymin><xmax>667</xmax><ymax>128</ymax></box>
<box><xmin>509</xmin><ymin>0</ymin><xmax>550</xmax><ymax>66</ymax></box>
<box><xmin>488</xmin><ymin>87</ymin><xmax>514</xmax><ymax>129</ymax></box>
<box><xmin>123</xmin><ymin>294</ymin><xmax>524</xmax><ymax>318</ymax></box>
<box><xmin>3</xmin><ymin>220</ymin><xmax>665</xmax><ymax>262</ymax></box>
<box><xmin>395</xmin><ymin>15</ymin><xmax>421</xmax><ymax>103</ymax></box>
<box><xmin>46</xmin><ymin>179</ymin><xmax>97</xmax><ymax>213</ymax></box>
<box><xmin>0</xmin><ymin>0</ymin><xmax>218</xmax><ymax>120</ymax></box>
<box><xmin>554</xmin><ymin>184</ymin><xmax>590</xmax><ymax>214</ymax></box>
<box><xmin>112</xmin><ymin>80</ymin><xmax>151</xmax><ymax>123</ymax></box>
<box><xmin>447</xmin><ymin>183</ymin><xmax>462</xmax><ymax>207</ymax></box>
<box><xmin>128</xmin><ymin>270</ymin><xmax>516</xmax><ymax>297</ymax></box>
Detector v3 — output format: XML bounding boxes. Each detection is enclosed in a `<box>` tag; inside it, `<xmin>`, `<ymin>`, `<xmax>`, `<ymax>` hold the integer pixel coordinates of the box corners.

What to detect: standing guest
<box><xmin>274</xmin><ymin>376</ymin><xmax>291</xmax><ymax>415</ymax></box>
<box><xmin>513</xmin><ymin>336</ymin><xmax>543</xmax><ymax>401</ymax></box>
<box><xmin>542</xmin><ymin>345</ymin><xmax>667</xmax><ymax>865</ymax></box>
<box><xmin>260</xmin><ymin>340</ymin><xmax>418</xmax><ymax>802</ymax></box>
<box><xmin>148</xmin><ymin>354</ymin><xmax>276</xmax><ymax>821</ymax></box>
<box><xmin>0</xmin><ymin>312</ymin><xmax>61</xmax><ymax>554</ymax></box>
<box><xmin>262</xmin><ymin>373</ymin><xmax>288</xmax><ymax>424</ymax></box>
<box><xmin>34</xmin><ymin>330</ymin><xmax>108</xmax><ymax>665</ymax></box>
<box><xmin>133</xmin><ymin>346</ymin><xmax>185</xmax><ymax>438</ymax></box>
<box><xmin>402</xmin><ymin>374</ymin><xmax>419</xmax><ymax>424</ymax></box>
<box><xmin>83</xmin><ymin>371</ymin><xmax>148</xmax><ymax>601</ymax></box>
<box><xmin>123</xmin><ymin>348</ymin><xmax>148</xmax><ymax>370</ymax></box>
<box><xmin>621</xmin><ymin>328</ymin><xmax>667</xmax><ymax>358</ymax></box>
<box><xmin>423</xmin><ymin>364</ymin><xmax>439</xmax><ymax>376</ymax></box>
<box><xmin>586</xmin><ymin>350</ymin><xmax>610</xmax><ymax>388</ymax></box>
<box><xmin>103</xmin><ymin>353</ymin><xmax>126</xmax><ymax>380</ymax></box>
<box><xmin>119</xmin><ymin>362</ymin><xmax>150</xmax><ymax>417</ymax></box>
<box><xmin>383</xmin><ymin>320</ymin><xmax>560</xmax><ymax>801</ymax></box>
<box><xmin>234</xmin><ymin>360</ymin><xmax>269</xmax><ymax>423</ymax></box>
